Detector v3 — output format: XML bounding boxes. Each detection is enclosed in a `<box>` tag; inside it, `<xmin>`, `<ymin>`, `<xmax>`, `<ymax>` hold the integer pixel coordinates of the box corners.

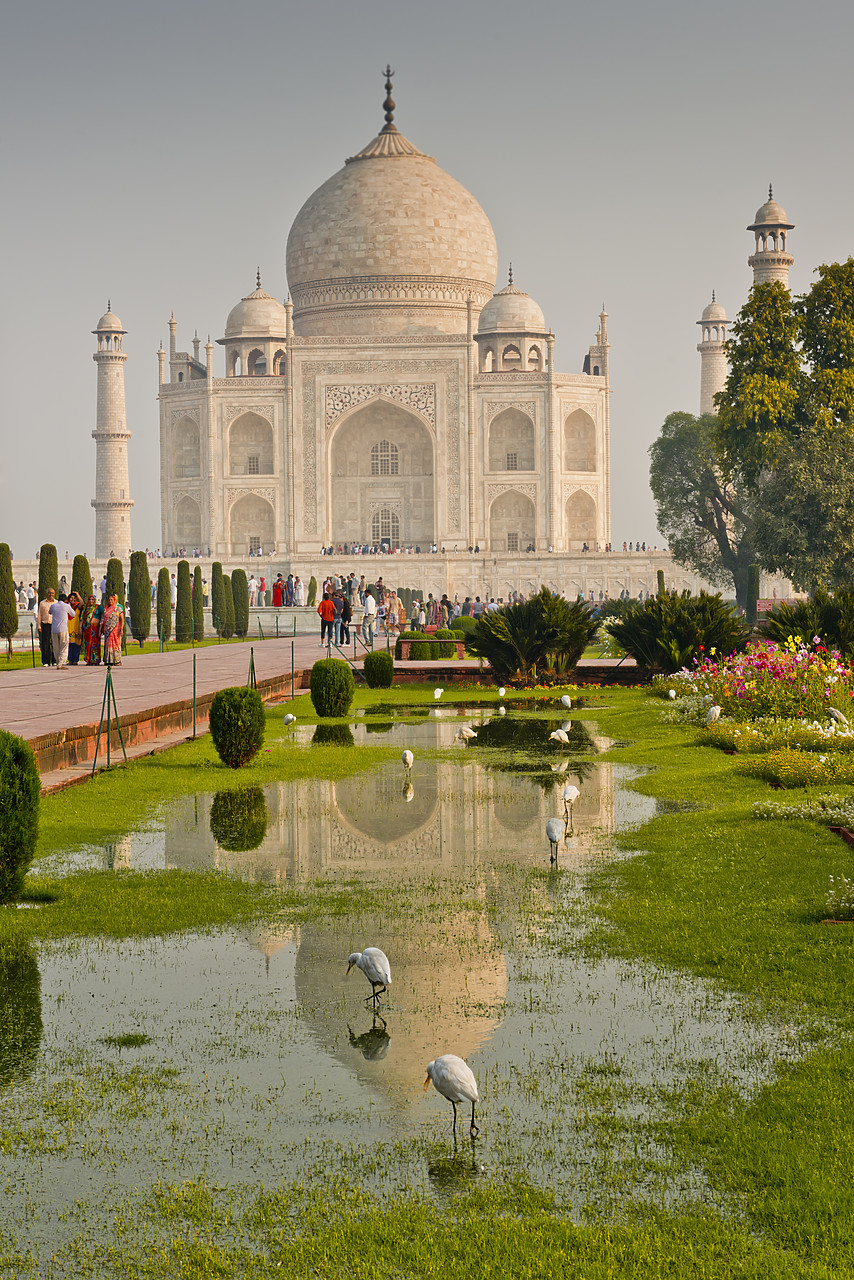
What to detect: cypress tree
<box><xmin>211</xmin><ymin>563</ymin><xmax>226</xmax><ymax>636</ymax></box>
<box><xmin>221</xmin><ymin>573</ymin><xmax>236</xmax><ymax>639</ymax></box>
<box><xmin>175</xmin><ymin>560</ymin><xmax>192</xmax><ymax>643</ymax></box>
<box><xmin>128</xmin><ymin>551</ymin><xmax>151</xmax><ymax>646</ymax></box>
<box><xmin>156</xmin><ymin>567</ymin><xmax>172</xmax><ymax>643</ymax></box>
<box><xmin>0</xmin><ymin>544</ymin><xmax>18</xmax><ymax>659</ymax></box>
<box><xmin>193</xmin><ymin>565</ymin><xmax>205</xmax><ymax>642</ymax></box>
<box><xmin>231</xmin><ymin>568</ymin><xmax>249</xmax><ymax>638</ymax></box>
<box><xmin>70</xmin><ymin>554</ymin><xmax>93</xmax><ymax>602</ymax></box>
<box><xmin>105</xmin><ymin>557</ymin><xmax>125</xmax><ymax>608</ymax></box>
<box><xmin>657</xmin><ymin>569</ymin><xmax>666</xmax><ymax>598</ymax></box>
<box><xmin>37</xmin><ymin>544</ymin><xmax>58</xmax><ymax>602</ymax></box>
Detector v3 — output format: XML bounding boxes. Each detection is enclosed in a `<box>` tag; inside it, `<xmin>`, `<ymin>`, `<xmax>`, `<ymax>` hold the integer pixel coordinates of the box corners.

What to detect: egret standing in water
<box><xmin>283</xmin><ymin>713</ymin><xmax>296</xmax><ymax>727</ymax></box>
<box><xmin>560</xmin><ymin>695</ymin><xmax>572</xmax><ymax>710</ymax></box>
<box><xmin>425</xmin><ymin>1055</ymin><xmax>480</xmax><ymax>1136</ymax></box>
<box><xmin>434</xmin><ymin>688</ymin><xmax>443</xmax><ymax>700</ymax></box>
<box><xmin>346</xmin><ymin>948</ymin><xmax>392</xmax><ymax>1005</ymax></box>
<box><xmin>563</xmin><ymin>784</ymin><xmax>580</xmax><ymax>828</ymax></box>
<box><xmin>402</xmin><ymin>749</ymin><xmax>414</xmax><ymax>776</ymax></box>
<box><xmin>454</xmin><ymin>727</ymin><xmax>477</xmax><ymax>744</ymax></box>
<box><xmin>546</xmin><ymin>817</ymin><xmax>566</xmax><ymax>864</ymax></box>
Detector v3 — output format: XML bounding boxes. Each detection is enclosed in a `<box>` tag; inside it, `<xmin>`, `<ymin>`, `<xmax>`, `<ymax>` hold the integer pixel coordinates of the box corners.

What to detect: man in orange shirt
<box><xmin>317</xmin><ymin>592</ymin><xmax>335</xmax><ymax>647</ymax></box>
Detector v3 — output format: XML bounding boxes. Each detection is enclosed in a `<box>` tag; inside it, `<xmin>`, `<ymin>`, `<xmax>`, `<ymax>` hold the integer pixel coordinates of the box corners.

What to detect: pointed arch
<box><xmin>175</xmin><ymin>495</ymin><xmax>201</xmax><ymax>549</ymax></box>
<box><xmin>173</xmin><ymin>416</ymin><xmax>200</xmax><ymax>477</ymax></box>
<box><xmin>229</xmin><ymin>412</ymin><xmax>274</xmax><ymax>476</ymax></box>
<box><xmin>489</xmin><ymin>490</ymin><xmax>536</xmax><ymax>552</ymax></box>
<box><xmin>564</xmin><ymin>409</ymin><xmax>596</xmax><ymax>472</ymax></box>
<box><xmin>566</xmin><ymin>490</ymin><xmax>596</xmax><ymax>548</ymax></box>
<box><xmin>230</xmin><ymin>493</ymin><xmax>275</xmax><ymax>555</ymax></box>
<box><xmin>489</xmin><ymin>408</ymin><xmax>535</xmax><ymax>472</ymax></box>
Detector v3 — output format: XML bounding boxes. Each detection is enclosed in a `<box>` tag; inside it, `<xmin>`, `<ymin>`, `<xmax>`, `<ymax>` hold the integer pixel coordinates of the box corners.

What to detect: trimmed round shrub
<box><xmin>0</xmin><ymin>730</ymin><xmax>40</xmax><ymax>902</ymax></box>
<box><xmin>209</xmin><ymin>786</ymin><xmax>267</xmax><ymax>851</ymax></box>
<box><xmin>433</xmin><ymin>628</ymin><xmax>457</xmax><ymax>659</ymax></box>
<box><xmin>363</xmin><ymin>649</ymin><xmax>394</xmax><ymax>688</ymax></box>
<box><xmin>453</xmin><ymin>614</ymin><xmax>478</xmax><ymax>633</ymax></box>
<box><xmin>208</xmin><ymin>686</ymin><xmax>265</xmax><ymax>768</ymax></box>
<box><xmin>309</xmin><ymin>658</ymin><xmax>355</xmax><ymax>717</ymax></box>
<box><xmin>394</xmin><ymin>629</ymin><xmax>423</xmax><ymax>659</ymax></box>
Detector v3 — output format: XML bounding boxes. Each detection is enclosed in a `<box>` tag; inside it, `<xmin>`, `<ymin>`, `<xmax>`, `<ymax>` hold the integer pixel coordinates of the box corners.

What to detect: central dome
<box><xmin>286</xmin><ymin>110</ymin><xmax>498</xmax><ymax>337</ymax></box>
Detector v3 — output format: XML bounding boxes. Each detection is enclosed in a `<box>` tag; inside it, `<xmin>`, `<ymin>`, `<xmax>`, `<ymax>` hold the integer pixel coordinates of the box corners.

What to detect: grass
<box><xmin>3</xmin><ymin>684</ymin><xmax>854</xmax><ymax>1276</ymax></box>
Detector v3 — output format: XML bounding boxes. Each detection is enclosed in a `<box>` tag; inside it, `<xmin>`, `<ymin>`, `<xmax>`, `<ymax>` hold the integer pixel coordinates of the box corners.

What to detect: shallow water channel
<box><xmin>2</xmin><ymin>707</ymin><xmax>800</xmax><ymax>1259</ymax></box>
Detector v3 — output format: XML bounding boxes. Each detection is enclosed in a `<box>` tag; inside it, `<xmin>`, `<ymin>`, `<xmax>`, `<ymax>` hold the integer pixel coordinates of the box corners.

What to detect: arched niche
<box><xmin>173</xmin><ymin>416</ymin><xmax>200</xmax><ymax>477</ymax></box>
<box><xmin>229</xmin><ymin>351</ymin><xmax>242</xmax><ymax>376</ymax></box>
<box><xmin>488</xmin><ymin>408</ymin><xmax>535</xmax><ymax>472</ymax></box>
<box><xmin>482</xmin><ymin>348</ymin><xmax>495</xmax><ymax>372</ymax></box>
<box><xmin>502</xmin><ymin>344</ymin><xmax>521</xmax><ymax>370</ymax></box>
<box><xmin>566</xmin><ymin>490</ymin><xmax>596</xmax><ymax>548</ymax></box>
<box><xmin>489</xmin><ymin>490</ymin><xmax>536</xmax><ymax>553</ymax></box>
<box><xmin>247</xmin><ymin>349</ymin><xmax>267</xmax><ymax>376</ymax></box>
<box><xmin>229</xmin><ymin>412</ymin><xmax>274</xmax><ymax>476</ymax></box>
<box><xmin>175</xmin><ymin>495</ymin><xmax>201</xmax><ymax>549</ymax></box>
<box><xmin>564</xmin><ymin>409</ymin><xmax>596</xmax><ymax>472</ymax></box>
<box><xmin>230</xmin><ymin>494</ymin><xmax>275</xmax><ymax>556</ymax></box>
<box><xmin>328</xmin><ymin>399</ymin><xmax>435</xmax><ymax>546</ymax></box>
<box><xmin>527</xmin><ymin>345</ymin><xmax>542</xmax><ymax>371</ymax></box>
<box><xmin>273</xmin><ymin>349</ymin><xmax>286</xmax><ymax>375</ymax></box>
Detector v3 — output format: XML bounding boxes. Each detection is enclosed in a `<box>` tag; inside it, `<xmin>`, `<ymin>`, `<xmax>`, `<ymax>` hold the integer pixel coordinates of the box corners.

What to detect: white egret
<box><xmin>546</xmin><ymin>817</ymin><xmax>566</xmax><ymax>863</ymax></box>
<box><xmin>560</xmin><ymin>694</ymin><xmax>572</xmax><ymax>710</ymax></box>
<box><xmin>402</xmin><ymin>749</ymin><xmax>414</xmax><ymax>775</ymax></box>
<box><xmin>563</xmin><ymin>784</ymin><xmax>580</xmax><ymax>815</ymax></box>
<box><xmin>346</xmin><ymin>947</ymin><xmax>392</xmax><ymax>1005</ymax></box>
<box><xmin>705</xmin><ymin>705</ymin><xmax>721</xmax><ymax>727</ymax></box>
<box><xmin>549</xmin><ymin>729</ymin><xmax>569</xmax><ymax>744</ymax></box>
<box><xmin>830</xmin><ymin>707</ymin><xmax>849</xmax><ymax>727</ymax></box>
<box><xmin>498</xmin><ymin>706</ymin><xmax>506</xmax><ymax>715</ymax></box>
<box><xmin>454</xmin><ymin>727</ymin><xmax>477</xmax><ymax>743</ymax></box>
<box><xmin>424</xmin><ymin>1054</ymin><xmax>480</xmax><ymax>1136</ymax></box>
<box><xmin>668</xmin><ymin>689</ymin><xmax>676</xmax><ymax>701</ymax></box>
<box><xmin>498</xmin><ymin>687</ymin><xmax>506</xmax><ymax>698</ymax></box>
<box><xmin>283</xmin><ymin>713</ymin><xmax>297</xmax><ymax>726</ymax></box>
<box><xmin>434</xmin><ymin>688</ymin><xmax>443</xmax><ymax>700</ymax></box>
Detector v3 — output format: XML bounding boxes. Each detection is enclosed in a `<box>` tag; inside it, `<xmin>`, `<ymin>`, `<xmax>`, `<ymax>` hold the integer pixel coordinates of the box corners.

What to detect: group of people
<box><xmin>266</xmin><ymin>574</ymin><xmax>305</xmax><ymax>607</ymax></box>
<box><xmin>34</xmin><ymin>588</ymin><xmax>124</xmax><ymax>670</ymax></box>
<box><xmin>315</xmin><ymin>578</ymin><xmax>514</xmax><ymax>648</ymax></box>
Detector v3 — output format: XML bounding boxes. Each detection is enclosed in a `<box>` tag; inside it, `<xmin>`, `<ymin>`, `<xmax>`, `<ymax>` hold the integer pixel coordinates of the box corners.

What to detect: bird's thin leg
<box><xmin>451</xmin><ymin>1101</ymin><xmax>458</xmax><ymax>1134</ymax></box>
<box><xmin>470</xmin><ymin>1102</ymin><xmax>479</xmax><ymax>1138</ymax></box>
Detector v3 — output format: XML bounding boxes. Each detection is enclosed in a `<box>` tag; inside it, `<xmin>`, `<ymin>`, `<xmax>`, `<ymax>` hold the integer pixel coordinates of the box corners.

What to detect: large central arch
<box><xmin>328</xmin><ymin>399</ymin><xmax>435</xmax><ymax>546</ymax></box>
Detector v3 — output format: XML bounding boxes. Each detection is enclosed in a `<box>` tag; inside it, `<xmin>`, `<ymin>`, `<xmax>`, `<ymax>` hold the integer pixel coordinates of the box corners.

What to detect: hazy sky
<box><xmin>1</xmin><ymin>0</ymin><xmax>850</xmax><ymax>560</ymax></box>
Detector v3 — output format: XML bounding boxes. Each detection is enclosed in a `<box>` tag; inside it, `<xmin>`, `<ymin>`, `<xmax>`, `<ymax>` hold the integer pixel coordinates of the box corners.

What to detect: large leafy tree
<box><xmin>649</xmin><ymin>412</ymin><xmax>757</xmax><ymax>609</ymax></box>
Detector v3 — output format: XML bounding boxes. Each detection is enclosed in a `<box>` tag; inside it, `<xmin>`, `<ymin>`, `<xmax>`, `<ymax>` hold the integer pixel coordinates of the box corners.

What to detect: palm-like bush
<box><xmin>465</xmin><ymin>588</ymin><xmax>597</xmax><ymax>680</ymax></box>
<box><xmin>606</xmin><ymin>590</ymin><xmax>750</xmax><ymax>674</ymax></box>
<box><xmin>761</xmin><ymin>588</ymin><xmax>854</xmax><ymax>660</ymax></box>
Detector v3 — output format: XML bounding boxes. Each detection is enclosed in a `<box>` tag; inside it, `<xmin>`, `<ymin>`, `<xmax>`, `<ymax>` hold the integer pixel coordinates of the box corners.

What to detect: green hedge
<box><xmin>395</xmin><ymin>629</ymin><xmax>433</xmax><ymax>659</ymax></box>
<box><xmin>0</xmin><ymin>730</ymin><xmax>39</xmax><ymax>902</ymax></box>
<box><xmin>433</xmin><ymin>627</ymin><xmax>457</xmax><ymax>659</ymax></box>
<box><xmin>310</xmin><ymin>658</ymin><xmax>355</xmax><ymax>716</ymax></box>
<box><xmin>208</xmin><ymin>687</ymin><xmax>265</xmax><ymax>768</ymax></box>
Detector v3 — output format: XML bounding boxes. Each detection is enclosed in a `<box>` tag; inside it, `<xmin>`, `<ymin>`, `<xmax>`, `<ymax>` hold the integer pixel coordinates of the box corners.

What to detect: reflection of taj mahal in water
<box><xmin>157</xmin><ymin>71</ymin><xmax>611</xmax><ymax>570</ymax></box>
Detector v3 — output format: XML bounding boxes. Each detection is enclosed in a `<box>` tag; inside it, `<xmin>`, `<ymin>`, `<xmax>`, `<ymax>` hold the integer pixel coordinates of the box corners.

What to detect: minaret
<box><xmin>92</xmin><ymin>304</ymin><xmax>133</xmax><ymax>558</ymax></box>
<box><xmin>747</xmin><ymin>185</ymin><xmax>794</xmax><ymax>286</ymax></box>
<box><xmin>696</xmin><ymin>292</ymin><xmax>729</xmax><ymax>415</ymax></box>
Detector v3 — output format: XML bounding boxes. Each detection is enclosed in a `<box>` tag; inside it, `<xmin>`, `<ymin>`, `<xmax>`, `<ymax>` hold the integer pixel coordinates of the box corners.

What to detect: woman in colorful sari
<box><xmin>100</xmin><ymin>594</ymin><xmax>124</xmax><ymax>666</ymax></box>
<box><xmin>82</xmin><ymin>595</ymin><xmax>102</xmax><ymax>665</ymax></box>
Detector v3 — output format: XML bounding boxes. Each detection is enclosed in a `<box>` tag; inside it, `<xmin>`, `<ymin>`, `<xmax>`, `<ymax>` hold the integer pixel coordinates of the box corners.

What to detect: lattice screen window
<box><xmin>371</xmin><ymin>440</ymin><xmax>399</xmax><ymax>476</ymax></box>
<box><xmin>249</xmin><ymin>536</ymin><xmax>261</xmax><ymax>553</ymax></box>
<box><xmin>371</xmin><ymin>508</ymin><xmax>400</xmax><ymax>543</ymax></box>
<box><xmin>507</xmin><ymin>532</ymin><xmax>519</xmax><ymax>552</ymax></box>
<box><xmin>247</xmin><ymin>455</ymin><xmax>260</xmax><ymax>475</ymax></box>
<box><xmin>506</xmin><ymin>452</ymin><xmax>518</xmax><ymax>471</ymax></box>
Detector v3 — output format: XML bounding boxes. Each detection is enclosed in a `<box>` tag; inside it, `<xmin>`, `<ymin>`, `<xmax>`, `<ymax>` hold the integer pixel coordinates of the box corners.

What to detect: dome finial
<box><xmin>256</xmin><ymin>266</ymin><xmax>261</xmax><ymax>290</ymax></box>
<box><xmin>508</xmin><ymin>263</ymin><xmax>513</xmax><ymax>287</ymax></box>
<box><xmin>769</xmin><ymin>182</ymin><xmax>773</xmax><ymax>201</ymax></box>
<box><xmin>381</xmin><ymin>65</ymin><xmax>396</xmax><ymax>132</ymax></box>
<box><xmin>712</xmin><ymin>289</ymin><xmax>716</xmax><ymax>302</ymax></box>
<box><xmin>107</xmin><ymin>298</ymin><xmax>111</xmax><ymax>312</ymax></box>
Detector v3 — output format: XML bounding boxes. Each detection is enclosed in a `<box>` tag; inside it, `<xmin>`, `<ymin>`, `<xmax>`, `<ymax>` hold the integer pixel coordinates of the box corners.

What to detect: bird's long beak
<box><xmin>423</xmin><ymin>1076</ymin><xmax>431</xmax><ymax>1091</ymax></box>
<box><xmin>346</xmin><ymin>963</ymin><xmax>353</xmax><ymax>976</ymax></box>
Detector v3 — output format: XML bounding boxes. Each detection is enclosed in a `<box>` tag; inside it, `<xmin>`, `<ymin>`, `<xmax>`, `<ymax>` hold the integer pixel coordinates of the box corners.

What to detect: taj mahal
<box><xmin>84</xmin><ymin>75</ymin><xmax>797</xmax><ymax>603</ymax></box>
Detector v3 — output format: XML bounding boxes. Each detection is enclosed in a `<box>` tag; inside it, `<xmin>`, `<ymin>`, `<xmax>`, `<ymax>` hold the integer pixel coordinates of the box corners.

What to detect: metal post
<box><xmin>248</xmin><ymin>646</ymin><xmax>257</xmax><ymax>691</ymax></box>
<box><xmin>30</xmin><ymin>622</ymin><xmax>35</xmax><ymax>668</ymax></box>
<box><xmin>276</xmin><ymin>615</ymin><xmax>279</xmax><ymax>639</ymax></box>
<box><xmin>192</xmin><ymin>653</ymin><xmax>197</xmax><ymax>739</ymax></box>
<box><xmin>291</xmin><ymin>640</ymin><xmax>294</xmax><ymax>699</ymax></box>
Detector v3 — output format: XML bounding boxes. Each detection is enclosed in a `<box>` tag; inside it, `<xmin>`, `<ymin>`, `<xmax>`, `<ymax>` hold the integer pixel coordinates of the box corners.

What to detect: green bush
<box><xmin>0</xmin><ymin>730</ymin><xmax>40</xmax><ymax>902</ymax></box>
<box><xmin>231</xmin><ymin>569</ymin><xmax>249</xmax><ymax>638</ymax></box>
<box><xmin>363</xmin><ymin>649</ymin><xmax>394</xmax><ymax>688</ymax></box>
<box><xmin>70</xmin><ymin>554</ymin><xmax>93</xmax><ymax>603</ymax></box>
<box><xmin>105</xmin><ymin>557</ymin><xmax>125</xmax><ymax>608</ymax></box>
<box><xmin>433</xmin><ymin>628</ymin><xmax>457</xmax><ymax>659</ymax></box>
<box><xmin>607</xmin><ymin>590</ymin><xmax>750</xmax><ymax>674</ymax></box>
<box><xmin>193</xmin><ymin>566</ymin><xmax>205</xmax><ymax>641</ymax></box>
<box><xmin>0</xmin><ymin>544</ymin><xmax>18</xmax><ymax>658</ymax></box>
<box><xmin>156</xmin><ymin>567</ymin><xmax>171</xmax><ymax>643</ymax></box>
<box><xmin>209</xmin><ymin>786</ymin><xmax>267</xmax><ymax>851</ymax></box>
<box><xmin>175</xmin><ymin>560</ymin><xmax>192</xmax><ymax>643</ymax></box>
<box><xmin>309</xmin><ymin>658</ymin><xmax>355</xmax><ymax>717</ymax></box>
<box><xmin>211</xmin><ymin>563</ymin><xmax>226</xmax><ymax>635</ymax></box>
<box><xmin>453</xmin><ymin>614</ymin><xmax>477</xmax><ymax>633</ymax></box>
<box><xmin>306</xmin><ymin>576</ymin><xmax>318</xmax><ymax>607</ymax></box>
<box><xmin>128</xmin><ymin>551</ymin><xmax>151</xmax><ymax>645</ymax></box>
<box><xmin>761</xmin><ymin>588</ymin><xmax>854</xmax><ymax>661</ymax></box>
<box><xmin>208</xmin><ymin>686</ymin><xmax>265</xmax><ymax>768</ymax></box>
<box><xmin>394</xmin><ymin>629</ymin><xmax>426</xmax><ymax>659</ymax></box>
<box><xmin>466</xmin><ymin>588</ymin><xmax>598</xmax><ymax>680</ymax></box>
<box><xmin>221</xmin><ymin>573</ymin><xmax>235</xmax><ymax>639</ymax></box>
<box><xmin>37</xmin><ymin>544</ymin><xmax>58</xmax><ymax>602</ymax></box>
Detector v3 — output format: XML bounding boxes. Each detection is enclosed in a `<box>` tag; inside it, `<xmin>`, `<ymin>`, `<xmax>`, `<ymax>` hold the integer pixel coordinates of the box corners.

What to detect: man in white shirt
<box><xmin>362</xmin><ymin>588</ymin><xmax>377</xmax><ymax>646</ymax></box>
<box><xmin>49</xmin><ymin>596</ymin><xmax>75</xmax><ymax>668</ymax></box>
<box><xmin>248</xmin><ymin>575</ymin><xmax>257</xmax><ymax>608</ymax></box>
